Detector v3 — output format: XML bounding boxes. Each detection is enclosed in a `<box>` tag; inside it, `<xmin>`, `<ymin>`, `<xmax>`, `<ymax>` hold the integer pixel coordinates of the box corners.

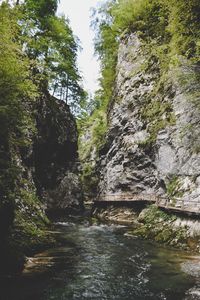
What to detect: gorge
<box><xmin>1</xmin><ymin>0</ymin><xmax>200</xmax><ymax>299</ymax></box>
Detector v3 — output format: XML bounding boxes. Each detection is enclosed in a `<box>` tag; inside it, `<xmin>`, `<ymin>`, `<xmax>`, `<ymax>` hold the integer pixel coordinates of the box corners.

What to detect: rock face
<box><xmin>97</xmin><ymin>33</ymin><xmax>200</xmax><ymax>212</ymax></box>
<box><xmin>18</xmin><ymin>94</ymin><xmax>83</xmax><ymax>213</ymax></box>
<box><xmin>0</xmin><ymin>93</ymin><xmax>82</xmax><ymax>274</ymax></box>
<box><xmin>34</xmin><ymin>95</ymin><xmax>83</xmax><ymax>211</ymax></box>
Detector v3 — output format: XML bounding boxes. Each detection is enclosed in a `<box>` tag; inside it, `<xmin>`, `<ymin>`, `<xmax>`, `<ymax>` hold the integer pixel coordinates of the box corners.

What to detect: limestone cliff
<box><xmin>97</xmin><ymin>33</ymin><xmax>200</xmax><ymax>212</ymax></box>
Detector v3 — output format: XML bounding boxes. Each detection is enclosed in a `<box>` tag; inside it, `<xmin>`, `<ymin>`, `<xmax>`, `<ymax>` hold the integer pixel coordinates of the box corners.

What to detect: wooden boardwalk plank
<box><xmin>94</xmin><ymin>193</ymin><xmax>200</xmax><ymax>216</ymax></box>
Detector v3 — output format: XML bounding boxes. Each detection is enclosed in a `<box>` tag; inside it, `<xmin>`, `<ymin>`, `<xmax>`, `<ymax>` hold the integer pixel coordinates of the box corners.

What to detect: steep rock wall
<box><xmin>0</xmin><ymin>93</ymin><xmax>82</xmax><ymax>273</ymax></box>
<box><xmin>34</xmin><ymin>95</ymin><xmax>83</xmax><ymax>211</ymax></box>
<box><xmin>97</xmin><ymin>33</ymin><xmax>200</xmax><ymax>212</ymax></box>
<box><xmin>16</xmin><ymin>94</ymin><xmax>83</xmax><ymax>213</ymax></box>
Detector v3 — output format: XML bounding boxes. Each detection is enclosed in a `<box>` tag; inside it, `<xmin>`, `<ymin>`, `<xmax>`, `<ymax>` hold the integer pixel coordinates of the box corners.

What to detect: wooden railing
<box><xmin>96</xmin><ymin>193</ymin><xmax>166</xmax><ymax>203</ymax></box>
<box><xmin>94</xmin><ymin>193</ymin><xmax>200</xmax><ymax>215</ymax></box>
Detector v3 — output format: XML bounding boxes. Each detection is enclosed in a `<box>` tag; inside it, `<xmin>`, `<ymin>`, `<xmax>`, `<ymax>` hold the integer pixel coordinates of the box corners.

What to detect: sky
<box><xmin>58</xmin><ymin>0</ymin><xmax>101</xmax><ymax>96</ymax></box>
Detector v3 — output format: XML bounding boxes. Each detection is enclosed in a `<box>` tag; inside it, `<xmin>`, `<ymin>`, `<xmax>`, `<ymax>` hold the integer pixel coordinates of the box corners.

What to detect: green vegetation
<box><xmin>166</xmin><ymin>176</ymin><xmax>184</xmax><ymax>200</ymax></box>
<box><xmin>22</xmin><ymin>0</ymin><xmax>86</xmax><ymax>113</ymax></box>
<box><xmin>82</xmin><ymin>0</ymin><xmax>200</xmax><ymax>188</ymax></box>
<box><xmin>0</xmin><ymin>1</ymin><xmax>83</xmax><ymax>192</ymax></box>
<box><xmin>0</xmin><ymin>0</ymin><xmax>84</xmax><ymax>199</ymax></box>
<box><xmin>128</xmin><ymin>52</ymin><xmax>177</xmax><ymax>145</ymax></box>
<box><xmin>91</xmin><ymin>0</ymin><xmax>200</xmax><ymax>116</ymax></box>
<box><xmin>0</xmin><ymin>2</ymin><xmax>37</xmax><ymax>240</ymax></box>
<box><xmin>133</xmin><ymin>205</ymin><xmax>190</xmax><ymax>249</ymax></box>
<box><xmin>78</xmin><ymin>108</ymin><xmax>107</xmax><ymax>198</ymax></box>
<box><xmin>1</xmin><ymin>0</ymin><xmax>200</xmax><ymax>268</ymax></box>
<box><xmin>91</xmin><ymin>0</ymin><xmax>198</xmax><ymax>106</ymax></box>
<box><xmin>0</xmin><ymin>0</ymin><xmax>84</xmax><ymax>270</ymax></box>
<box><xmin>140</xmin><ymin>91</ymin><xmax>176</xmax><ymax>145</ymax></box>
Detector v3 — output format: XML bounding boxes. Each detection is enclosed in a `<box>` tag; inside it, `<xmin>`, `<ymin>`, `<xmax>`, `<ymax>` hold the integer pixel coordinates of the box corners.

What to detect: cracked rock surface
<box><xmin>97</xmin><ymin>33</ymin><xmax>200</xmax><ymax>211</ymax></box>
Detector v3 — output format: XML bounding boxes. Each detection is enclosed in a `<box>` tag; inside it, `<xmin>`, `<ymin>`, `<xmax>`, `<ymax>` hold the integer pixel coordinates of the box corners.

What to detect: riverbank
<box><xmin>92</xmin><ymin>204</ymin><xmax>200</xmax><ymax>253</ymax></box>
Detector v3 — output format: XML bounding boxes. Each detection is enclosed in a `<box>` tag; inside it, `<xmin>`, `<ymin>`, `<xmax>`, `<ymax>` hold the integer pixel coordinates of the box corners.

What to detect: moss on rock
<box><xmin>93</xmin><ymin>204</ymin><xmax>200</xmax><ymax>252</ymax></box>
<box><xmin>132</xmin><ymin>205</ymin><xmax>196</xmax><ymax>250</ymax></box>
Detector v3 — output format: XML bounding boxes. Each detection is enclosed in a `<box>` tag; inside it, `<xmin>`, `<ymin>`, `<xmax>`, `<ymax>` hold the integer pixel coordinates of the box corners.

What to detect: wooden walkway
<box><xmin>94</xmin><ymin>193</ymin><xmax>200</xmax><ymax>216</ymax></box>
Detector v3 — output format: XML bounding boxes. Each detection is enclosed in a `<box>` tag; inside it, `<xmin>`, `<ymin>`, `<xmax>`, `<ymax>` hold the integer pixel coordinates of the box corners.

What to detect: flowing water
<box><xmin>1</xmin><ymin>216</ymin><xmax>200</xmax><ymax>300</ymax></box>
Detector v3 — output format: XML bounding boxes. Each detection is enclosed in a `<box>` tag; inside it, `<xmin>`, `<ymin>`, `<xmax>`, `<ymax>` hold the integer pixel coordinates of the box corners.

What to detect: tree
<box><xmin>19</xmin><ymin>0</ymin><xmax>86</xmax><ymax>111</ymax></box>
<box><xmin>0</xmin><ymin>1</ymin><xmax>37</xmax><ymax>233</ymax></box>
<box><xmin>0</xmin><ymin>1</ymin><xmax>36</xmax><ymax>145</ymax></box>
<box><xmin>91</xmin><ymin>0</ymin><xmax>119</xmax><ymax>108</ymax></box>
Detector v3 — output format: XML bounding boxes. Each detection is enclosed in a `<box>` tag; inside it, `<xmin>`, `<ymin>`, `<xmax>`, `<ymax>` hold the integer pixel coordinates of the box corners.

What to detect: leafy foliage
<box><xmin>0</xmin><ymin>0</ymin><xmax>84</xmax><ymax>268</ymax></box>
<box><xmin>166</xmin><ymin>0</ymin><xmax>200</xmax><ymax>59</ymax></box>
<box><xmin>92</xmin><ymin>0</ymin><xmax>200</xmax><ymax>104</ymax></box>
<box><xmin>82</xmin><ymin>0</ymin><xmax>200</xmax><ymax>199</ymax></box>
<box><xmin>0</xmin><ymin>0</ymin><xmax>85</xmax><ymax>210</ymax></box>
<box><xmin>0</xmin><ymin>2</ymin><xmax>37</xmax><ymax>214</ymax></box>
<box><xmin>20</xmin><ymin>0</ymin><xmax>85</xmax><ymax>112</ymax></box>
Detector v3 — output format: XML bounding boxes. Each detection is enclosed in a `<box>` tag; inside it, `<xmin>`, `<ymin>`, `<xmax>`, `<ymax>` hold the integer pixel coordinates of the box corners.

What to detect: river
<box><xmin>1</xmin><ymin>215</ymin><xmax>200</xmax><ymax>300</ymax></box>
